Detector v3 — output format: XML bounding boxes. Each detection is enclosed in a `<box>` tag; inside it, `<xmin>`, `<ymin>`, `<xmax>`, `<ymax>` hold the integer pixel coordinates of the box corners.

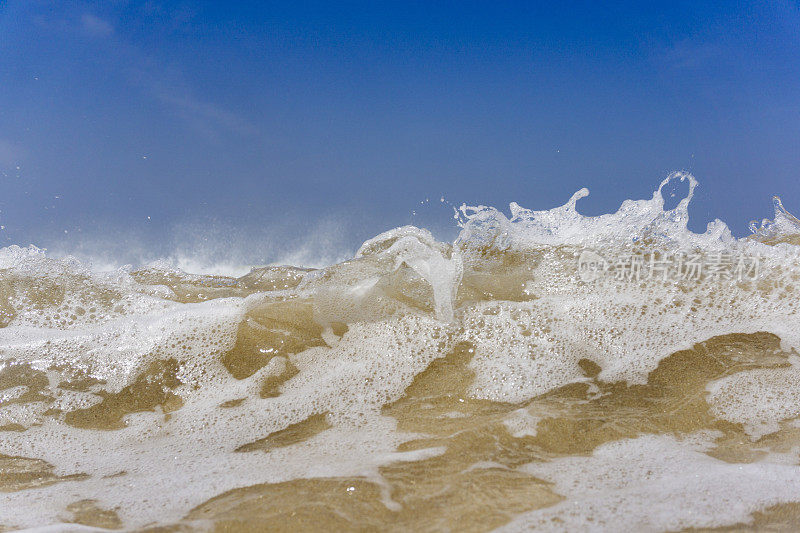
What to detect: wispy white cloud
<box><xmin>152</xmin><ymin>85</ymin><xmax>257</xmax><ymax>138</ymax></box>
<box><xmin>132</xmin><ymin>71</ymin><xmax>258</xmax><ymax>141</ymax></box>
<box><xmin>28</xmin><ymin>2</ymin><xmax>255</xmax><ymax>143</ymax></box>
<box><xmin>28</xmin><ymin>9</ymin><xmax>115</xmax><ymax>38</ymax></box>
<box><xmin>80</xmin><ymin>13</ymin><xmax>114</xmax><ymax>37</ymax></box>
<box><xmin>657</xmin><ymin>39</ymin><xmax>723</xmax><ymax>71</ymax></box>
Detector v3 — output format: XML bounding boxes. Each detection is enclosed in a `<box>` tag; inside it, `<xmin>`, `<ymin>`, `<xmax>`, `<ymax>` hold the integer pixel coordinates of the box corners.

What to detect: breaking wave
<box><xmin>2</xmin><ymin>172</ymin><xmax>800</xmax><ymax>531</ymax></box>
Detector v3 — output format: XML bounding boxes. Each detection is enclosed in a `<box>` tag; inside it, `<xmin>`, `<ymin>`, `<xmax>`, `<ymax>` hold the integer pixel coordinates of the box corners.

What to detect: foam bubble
<box><xmin>503</xmin><ymin>433</ymin><xmax>800</xmax><ymax>532</ymax></box>
<box><xmin>707</xmin><ymin>357</ymin><xmax>800</xmax><ymax>439</ymax></box>
<box><xmin>2</xmin><ymin>173</ymin><xmax>800</xmax><ymax>529</ymax></box>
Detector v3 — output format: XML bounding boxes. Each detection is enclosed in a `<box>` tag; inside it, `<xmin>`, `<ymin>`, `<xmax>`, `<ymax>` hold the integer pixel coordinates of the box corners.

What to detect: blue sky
<box><xmin>1</xmin><ymin>1</ymin><xmax>799</xmax><ymax>267</ymax></box>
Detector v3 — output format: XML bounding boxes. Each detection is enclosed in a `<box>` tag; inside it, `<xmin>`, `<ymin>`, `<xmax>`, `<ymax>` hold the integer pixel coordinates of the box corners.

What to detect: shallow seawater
<box><xmin>2</xmin><ymin>173</ymin><xmax>800</xmax><ymax>532</ymax></box>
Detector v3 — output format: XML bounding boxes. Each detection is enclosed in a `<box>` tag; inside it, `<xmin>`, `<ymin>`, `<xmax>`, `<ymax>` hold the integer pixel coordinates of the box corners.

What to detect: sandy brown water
<box><xmin>3</xmin><ymin>180</ymin><xmax>800</xmax><ymax>531</ymax></box>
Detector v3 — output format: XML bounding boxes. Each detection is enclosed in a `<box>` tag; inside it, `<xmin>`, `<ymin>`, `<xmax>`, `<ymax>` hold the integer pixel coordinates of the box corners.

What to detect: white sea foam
<box><xmin>707</xmin><ymin>356</ymin><xmax>800</xmax><ymax>439</ymax></box>
<box><xmin>1</xmin><ymin>173</ymin><xmax>799</xmax><ymax>529</ymax></box>
<box><xmin>503</xmin><ymin>432</ymin><xmax>800</xmax><ymax>532</ymax></box>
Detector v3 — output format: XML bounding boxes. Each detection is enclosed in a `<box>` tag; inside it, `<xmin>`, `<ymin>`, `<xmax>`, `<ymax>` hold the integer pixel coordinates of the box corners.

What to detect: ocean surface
<box><xmin>2</xmin><ymin>172</ymin><xmax>800</xmax><ymax>531</ymax></box>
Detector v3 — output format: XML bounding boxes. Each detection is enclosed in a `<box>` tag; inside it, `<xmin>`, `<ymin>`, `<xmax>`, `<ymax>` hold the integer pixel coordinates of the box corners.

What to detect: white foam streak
<box><xmin>504</xmin><ymin>433</ymin><xmax>800</xmax><ymax>532</ymax></box>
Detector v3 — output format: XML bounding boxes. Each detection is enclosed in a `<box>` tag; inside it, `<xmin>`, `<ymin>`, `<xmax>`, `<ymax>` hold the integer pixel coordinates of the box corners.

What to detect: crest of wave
<box><xmin>0</xmin><ymin>172</ymin><xmax>799</xmax><ymax>529</ymax></box>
